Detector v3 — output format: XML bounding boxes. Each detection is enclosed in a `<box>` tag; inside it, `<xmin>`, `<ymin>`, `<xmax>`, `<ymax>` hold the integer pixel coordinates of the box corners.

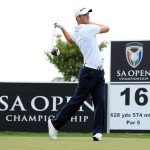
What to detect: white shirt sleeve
<box><xmin>88</xmin><ymin>24</ymin><xmax>101</xmax><ymax>35</ymax></box>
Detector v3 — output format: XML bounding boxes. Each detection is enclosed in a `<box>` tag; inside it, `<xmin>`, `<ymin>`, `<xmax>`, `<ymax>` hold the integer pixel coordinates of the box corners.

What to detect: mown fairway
<box><xmin>0</xmin><ymin>132</ymin><xmax>150</xmax><ymax>150</ymax></box>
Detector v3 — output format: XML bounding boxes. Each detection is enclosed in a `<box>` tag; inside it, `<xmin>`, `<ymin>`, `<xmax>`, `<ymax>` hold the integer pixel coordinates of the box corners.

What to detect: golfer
<box><xmin>48</xmin><ymin>7</ymin><xmax>109</xmax><ymax>141</ymax></box>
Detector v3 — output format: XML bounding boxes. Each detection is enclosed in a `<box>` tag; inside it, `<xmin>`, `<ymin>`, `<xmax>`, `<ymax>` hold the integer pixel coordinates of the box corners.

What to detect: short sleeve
<box><xmin>88</xmin><ymin>24</ymin><xmax>101</xmax><ymax>35</ymax></box>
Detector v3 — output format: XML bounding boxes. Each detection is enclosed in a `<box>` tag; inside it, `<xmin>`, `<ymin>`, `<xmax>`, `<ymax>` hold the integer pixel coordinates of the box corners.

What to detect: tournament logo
<box><xmin>126</xmin><ymin>42</ymin><xmax>143</xmax><ymax>68</ymax></box>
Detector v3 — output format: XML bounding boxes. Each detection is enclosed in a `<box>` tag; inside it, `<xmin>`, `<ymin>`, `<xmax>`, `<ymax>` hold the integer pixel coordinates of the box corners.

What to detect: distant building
<box><xmin>51</xmin><ymin>77</ymin><xmax>78</xmax><ymax>83</ymax></box>
<box><xmin>51</xmin><ymin>77</ymin><xmax>66</xmax><ymax>83</ymax></box>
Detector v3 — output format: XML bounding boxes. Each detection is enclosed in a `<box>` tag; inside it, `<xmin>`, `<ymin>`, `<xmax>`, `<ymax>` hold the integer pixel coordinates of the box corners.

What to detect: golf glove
<box><xmin>54</xmin><ymin>22</ymin><xmax>62</xmax><ymax>29</ymax></box>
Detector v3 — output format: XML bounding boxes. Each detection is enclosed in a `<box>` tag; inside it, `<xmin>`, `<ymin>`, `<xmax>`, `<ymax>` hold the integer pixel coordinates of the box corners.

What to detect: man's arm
<box><xmin>90</xmin><ymin>22</ymin><xmax>109</xmax><ymax>33</ymax></box>
<box><xmin>54</xmin><ymin>22</ymin><xmax>74</xmax><ymax>44</ymax></box>
<box><xmin>61</xmin><ymin>27</ymin><xmax>75</xmax><ymax>44</ymax></box>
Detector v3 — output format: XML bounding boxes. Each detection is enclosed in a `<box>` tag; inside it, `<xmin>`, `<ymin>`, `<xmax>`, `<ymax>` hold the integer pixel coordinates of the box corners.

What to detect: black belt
<box><xmin>83</xmin><ymin>64</ymin><xmax>103</xmax><ymax>70</ymax></box>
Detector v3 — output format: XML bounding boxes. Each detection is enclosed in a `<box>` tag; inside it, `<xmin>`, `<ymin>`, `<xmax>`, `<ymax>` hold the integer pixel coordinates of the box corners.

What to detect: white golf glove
<box><xmin>54</xmin><ymin>22</ymin><xmax>62</xmax><ymax>29</ymax></box>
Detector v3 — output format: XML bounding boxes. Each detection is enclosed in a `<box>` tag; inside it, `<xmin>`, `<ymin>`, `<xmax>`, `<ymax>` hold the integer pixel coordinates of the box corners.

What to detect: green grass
<box><xmin>0</xmin><ymin>132</ymin><xmax>150</xmax><ymax>150</ymax></box>
<box><xmin>1</xmin><ymin>131</ymin><xmax>150</xmax><ymax>138</ymax></box>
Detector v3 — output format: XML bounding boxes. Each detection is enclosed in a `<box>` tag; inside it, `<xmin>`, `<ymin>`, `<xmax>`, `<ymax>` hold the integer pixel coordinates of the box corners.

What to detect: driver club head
<box><xmin>51</xmin><ymin>46</ymin><xmax>60</xmax><ymax>56</ymax></box>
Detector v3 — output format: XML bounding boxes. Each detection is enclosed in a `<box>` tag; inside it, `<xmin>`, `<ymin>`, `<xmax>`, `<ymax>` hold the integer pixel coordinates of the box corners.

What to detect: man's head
<box><xmin>74</xmin><ymin>7</ymin><xmax>92</xmax><ymax>24</ymax></box>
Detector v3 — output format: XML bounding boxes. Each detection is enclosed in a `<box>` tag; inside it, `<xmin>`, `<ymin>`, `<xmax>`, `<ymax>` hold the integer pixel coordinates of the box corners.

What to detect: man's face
<box><xmin>78</xmin><ymin>12</ymin><xmax>90</xmax><ymax>24</ymax></box>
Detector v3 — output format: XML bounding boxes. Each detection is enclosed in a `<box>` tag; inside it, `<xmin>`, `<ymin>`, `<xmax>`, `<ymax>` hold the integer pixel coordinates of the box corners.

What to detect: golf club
<box><xmin>50</xmin><ymin>26</ymin><xmax>60</xmax><ymax>56</ymax></box>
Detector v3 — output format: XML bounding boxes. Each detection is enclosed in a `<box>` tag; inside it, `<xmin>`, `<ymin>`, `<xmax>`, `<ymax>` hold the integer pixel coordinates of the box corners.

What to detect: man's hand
<box><xmin>54</xmin><ymin>22</ymin><xmax>62</xmax><ymax>29</ymax></box>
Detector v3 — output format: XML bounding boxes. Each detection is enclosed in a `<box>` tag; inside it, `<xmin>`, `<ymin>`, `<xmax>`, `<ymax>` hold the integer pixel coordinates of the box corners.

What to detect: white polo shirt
<box><xmin>71</xmin><ymin>24</ymin><xmax>103</xmax><ymax>68</ymax></box>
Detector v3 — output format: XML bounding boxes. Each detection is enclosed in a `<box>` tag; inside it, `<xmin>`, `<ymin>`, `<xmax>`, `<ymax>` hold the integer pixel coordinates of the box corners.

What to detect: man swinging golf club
<box><xmin>48</xmin><ymin>7</ymin><xmax>109</xmax><ymax>141</ymax></box>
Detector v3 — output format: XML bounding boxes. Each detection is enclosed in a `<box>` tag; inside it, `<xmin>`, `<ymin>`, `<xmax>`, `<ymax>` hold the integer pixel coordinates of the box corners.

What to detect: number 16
<box><xmin>120</xmin><ymin>88</ymin><xmax>148</xmax><ymax>106</ymax></box>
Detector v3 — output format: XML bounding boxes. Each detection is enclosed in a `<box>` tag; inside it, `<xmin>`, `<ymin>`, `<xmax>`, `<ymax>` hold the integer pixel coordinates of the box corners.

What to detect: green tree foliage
<box><xmin>45</xmin><ymin>34</ymin><xmax>108</xmax><ymax>81</ymax></box>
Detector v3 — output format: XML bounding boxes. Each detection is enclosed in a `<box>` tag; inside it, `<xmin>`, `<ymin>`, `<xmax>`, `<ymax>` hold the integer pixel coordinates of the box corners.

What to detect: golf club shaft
<box><xmin>51</xmin><ymin>27</ymin><xmax>56</xmax><ymax>51</ymax></box>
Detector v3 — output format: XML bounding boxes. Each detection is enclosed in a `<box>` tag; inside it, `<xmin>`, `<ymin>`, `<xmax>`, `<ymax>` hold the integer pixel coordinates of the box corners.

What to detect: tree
<box><xmin>45</xmin><ymin>34</ymin><xmax>108</xmax><ymax>81</ymax></box>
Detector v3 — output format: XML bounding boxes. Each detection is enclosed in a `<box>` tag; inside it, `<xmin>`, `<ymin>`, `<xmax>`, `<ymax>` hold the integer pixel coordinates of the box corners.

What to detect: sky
<box><xmin>0</xmin><ymin>0</ymin><xmax>150</xmax><ymax>83</ymax></box>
